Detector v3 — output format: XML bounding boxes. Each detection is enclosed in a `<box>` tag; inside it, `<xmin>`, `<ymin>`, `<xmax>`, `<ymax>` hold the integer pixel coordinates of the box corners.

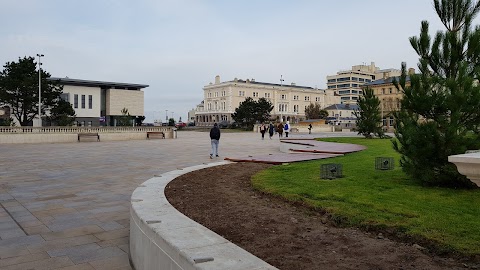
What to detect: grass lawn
<box><xmin>252</xmin><ymin>137</ymin><xmax>480</xmax><ymax>256</ymax></box>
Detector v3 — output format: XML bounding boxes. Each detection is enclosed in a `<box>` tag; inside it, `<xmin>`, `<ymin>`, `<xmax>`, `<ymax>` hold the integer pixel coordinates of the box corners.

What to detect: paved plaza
<box><xmin>0</xmin><ymin>131</ymin><xmax>357</xmax><ymax>269</ymax></box>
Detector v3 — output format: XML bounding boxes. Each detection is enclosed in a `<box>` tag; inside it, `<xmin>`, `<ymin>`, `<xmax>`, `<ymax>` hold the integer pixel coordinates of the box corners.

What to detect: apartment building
<box><xmin>364</xmin><ymin>69</ymin><xmax>413</xmax><ymax>131</ymax></box>
<box><xmin>326</xmin><ymin>62</ymin><xmax>400</xmax><ymax>104</ymax></box>
<box><xmin>195</xmin><ymin>75</ymin><xmax>339</xmax><ymax>126</ymax></box>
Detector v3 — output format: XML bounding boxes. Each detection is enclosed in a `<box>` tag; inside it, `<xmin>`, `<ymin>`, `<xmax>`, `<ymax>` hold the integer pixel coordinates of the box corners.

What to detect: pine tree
<box><xmin>232</xmin><ymin>97</ymin><xmax>273</xmax><ymax>129</ymax></box>
<box><xmin>393</xmin><ymin>0</ymin><xmax>480</xmax><ymax>187</ymax></box>
<box><xmin>48</xmin><ymin>99</ymin><xmax>76</xmax><ymax>126</ymax></box>
<box><xmin>0</xmin><ymin>56</ymin><xmax>63</xmax><ymax>126</ymax></box>
<box><xmin>354</xmin><ymin>87</ymin><xmax>384</xmax><ymax>138</ymax></box>
<box><xmin>305</xmin><ymin>103</ymin><xmax>328</xmax><ymax>119</ymax></box>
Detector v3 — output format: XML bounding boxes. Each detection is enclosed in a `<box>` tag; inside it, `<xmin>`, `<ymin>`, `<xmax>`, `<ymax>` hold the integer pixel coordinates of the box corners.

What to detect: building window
<box><xmin>293</xmin><ymin>104</ymin><xmax>299</xmax><ymax>112</ymax></box>
<box><xmin>338</xmin><ymin>90</ymin><xmax>350</xmax><ymax>95</ymax></box>
<box><xmin>74</xmin><ymin>94</ymin><xmax>78</xmax><ymax>108</ymax></box>
<box><xmin>382</xmin><ymin>88</ymin><xmax>385</xmax><ymax>94</ymax></box>
<box><xmin>389</xmin><ymin>88</ymin><xmax>393</xmax><ymax>94</ymax></box>
<box><xmin>88</xmin><ymin>95</ymin><xmax>92</xmax><ymax>109</ymax></box>
<box><xmin>359</xmin><ymin>78</ymin><xmax>365</xmax><ymax>82</ymax></box>
<box><xmin>337</xmin><ymin>77</ymin><xmax>350</xmax><ymax>82</ymax></box>
<box><xmin>328</xmin><ymin>79</ymin><xmax>336</xmax><ymax>83</ymax></box>
<box><xmin>389</xmin><ymin>117</ymin><xmax>394</xmax><ymax>126</ymax></box>
<box><xmin>337</xmin><ymin>84</ymin><xmax>350</xmax><ymax>88</ymax></box>
<box><xmin>60</xmin><ymin>93</ymin><xmax>70</xmax><ymax>102</ymax></box>
<box><xmin>304</xmin><ymin>96</ymin><xmax>310</xmax><ymax>101</ymax></box>
<box><xmin>328</xmin><ymin>85</ymin><xmax>336</xmax><ymax>89</ymax></box>
<box><xmin>239</xmin><ymin>91</ymin><xmax>245</xmax><ymax>96</ymax></box>
<box><xmin>316</xmin><ymin>97</ymin><xmax>320</xmax><ymax>102</ymax></box>
<box><xmin>208</xmin><ymin>92</ymin><xmax>212</xmax><ymax>98</ymax></box>
<box><xmin>293</xmin><ymin>95</ymin><xmax>299</xmax><ymax>100</ymax></box>
<box><xmin>81</xmin><ymin>95</ymin><xmax>85</xmax><ymax>109</ymax></box>
<box><xmin>281</xmin><ymin>94</ymin><xmax>286</xmax><ymax>100</ymax></box>
<box><xmin>222</xmin><ymin>102</ymin><xmax>226</xmax><ymax>110</ymax></box>
<box><xmin>278</xmin><ymin>104</ymin><xmax>288</xmax><ymax>112</ymax></box>
<box><xmin>215</xmin><ymin>92</ymin><xmax>218</xmax><ymax>97</ymax></box>
<box><xmin>222</xmin><ymin>91</ymin><xmax>226</xmax><ymax>96</ymax></box>
<box><xmin>264</xmin><ymin>93</ymin><xmax>270</xmax><ymax>98</ymax></box>
<box><xmin>253</xmin><ymin>92</ymin><xmax>259</xmax><ymax>97</ymax></box>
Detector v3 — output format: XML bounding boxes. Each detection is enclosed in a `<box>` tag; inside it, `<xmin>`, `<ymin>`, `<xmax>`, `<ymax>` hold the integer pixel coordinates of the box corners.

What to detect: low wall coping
<box><xmin>130</xmin><ymin>161</ymin><xmax>278</xmax><ymax>270</ymax></box>
<box><xmin>449</xmin><ymin>152</ymin><xmax>480</xmax><ymax>187</ymax></box>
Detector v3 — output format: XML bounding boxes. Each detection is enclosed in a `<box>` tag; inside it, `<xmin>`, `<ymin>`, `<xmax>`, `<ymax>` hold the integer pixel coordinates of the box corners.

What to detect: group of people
<box><xmin>259</xmin><ymin>121</ymin><xmax>291</xmax><ymax>140</ymax></box>
<box><xmin>209</xmin><ymin>121</ymin><xmax>313</xmax><ymax>159</ymax></box>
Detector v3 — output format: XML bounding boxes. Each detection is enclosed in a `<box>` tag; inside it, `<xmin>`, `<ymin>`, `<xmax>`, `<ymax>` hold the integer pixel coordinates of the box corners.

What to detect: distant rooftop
<box><xmin>212</xmin><ymin>78</ymin><xmax>317</xmax><ymax>90</ymax></box>
<box><xmin>365</xmin><ymin>76</ymin><xmax>410</xmax><ymax>86</ymax></box>
<box><xmin>48</xmin><ymin>77</ymin><xmax>149</xmax><ymax>90</ymax></box>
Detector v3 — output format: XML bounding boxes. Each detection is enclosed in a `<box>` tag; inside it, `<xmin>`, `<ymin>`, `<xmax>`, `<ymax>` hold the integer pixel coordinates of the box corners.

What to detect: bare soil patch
<box><xmin>165</xmin><ymin>162</ymin><xmax>473</xmax><ymax>270</ymax></box>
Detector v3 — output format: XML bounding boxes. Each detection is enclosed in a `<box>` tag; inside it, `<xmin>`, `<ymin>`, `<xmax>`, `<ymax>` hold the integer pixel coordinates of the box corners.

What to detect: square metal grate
<box><xmin>320</xmin><ymin>163</ymin><xmax>343</xmax><ymax>179</ymax></box>
<box><xmin>375</xmin><ymin>157</ymin><xmax>394</xmax><ymax>170</ymax></box>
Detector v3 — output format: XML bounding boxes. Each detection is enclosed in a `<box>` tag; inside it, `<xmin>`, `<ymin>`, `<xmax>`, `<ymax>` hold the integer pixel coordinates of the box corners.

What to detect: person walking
<box><xmin>268</xmin><ymin>122</ymin><xmax>275</xmax><ymax>139</ymax></box>
<box><xmin>277</xmin><ymin>122</ymin><xmax>284</xmax><ymax>138</ymax></box>
<box><xmin>259</xmin><ymin>123</ymin><xmax>267</xmax><ymax>140</ymax></box>
<box><xmin>308</xmin><ymin>124</ymin><xmax>312</xmax><ymax>134</ymax></box>
<box><xmin>210</xmin><ymin>123</ymin><xmax>221</xmax><ymax>159</ymax></box>
<box><xmin>284</xmin><ymin>121</ymin><xmax>290</xmax><ymax>138</ymax></box>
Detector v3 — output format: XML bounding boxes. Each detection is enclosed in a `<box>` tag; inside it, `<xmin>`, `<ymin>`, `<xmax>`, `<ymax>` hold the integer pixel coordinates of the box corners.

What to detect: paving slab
<box><xmin>0</xmin><ymin>131</ymin><xmax>360</xmax><ymax>268</ymax></box>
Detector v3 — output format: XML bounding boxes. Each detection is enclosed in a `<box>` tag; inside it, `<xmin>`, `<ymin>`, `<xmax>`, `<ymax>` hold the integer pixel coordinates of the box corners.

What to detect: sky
<box><xmin>0</xmin><ymin>0</ymin><xmax>470</xmax><ymax>123</ymax></box>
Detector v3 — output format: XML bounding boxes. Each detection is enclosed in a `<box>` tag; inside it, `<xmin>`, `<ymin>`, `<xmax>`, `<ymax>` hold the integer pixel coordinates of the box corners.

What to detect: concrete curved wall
<box><xmin>130</xmin><ymin>161</ymin><xmax>278</xmax><ymax>270</ymax></box>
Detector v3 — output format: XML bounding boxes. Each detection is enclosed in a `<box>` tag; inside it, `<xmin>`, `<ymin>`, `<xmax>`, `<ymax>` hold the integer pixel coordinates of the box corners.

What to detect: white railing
<box><xmin>0</xmin><ymin>126</ymin><xmax>173</xmax><ymax>134</ymax></box>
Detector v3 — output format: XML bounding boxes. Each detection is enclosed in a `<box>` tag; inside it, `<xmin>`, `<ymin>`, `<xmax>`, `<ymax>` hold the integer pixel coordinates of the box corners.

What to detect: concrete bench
<box><xmin>147</xmin><ymin>131</ymin><xmax>165</xmax><ymax>139</ymax></box>
<box><xmin>78</xmin><ymin>133</ymin><xmax>100</xmax><ymax>142</ymax></box>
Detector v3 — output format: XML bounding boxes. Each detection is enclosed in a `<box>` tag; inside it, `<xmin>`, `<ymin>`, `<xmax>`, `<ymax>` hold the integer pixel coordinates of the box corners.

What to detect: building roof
<box><xmin>365</xmin><ymin>76</ymin><xmax>410</xmax><ymax>86</ymax></box>
<box><xmin>324</xmin><ymin>104</ymin><xmax>359</xmax><ymax>111</ymax></box>
<box><xmin>211</xmin><ymin>78</ymin><xmax>317</xmax><ymax>90</ymax></box>
<box><xmin>48</xmin><ymin>77</ymin><xmax>149</xmax><ymax>90</ymax></box>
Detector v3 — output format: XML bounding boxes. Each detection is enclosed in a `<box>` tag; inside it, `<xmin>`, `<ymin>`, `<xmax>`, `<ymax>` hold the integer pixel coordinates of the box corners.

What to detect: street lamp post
<box><xmin>36</xmin><ymin>54</ymin><xmax>44</xmax><ymax>127</ymax></box>
<box><xmin>280</xmin><ymin>75</ymin><xmax>284</xmax><ymax>122</ymax></box>
<box><xmin>165</xmin><ymin>109</ymin><xmax>168</xmax><ymax>123</ymax></box>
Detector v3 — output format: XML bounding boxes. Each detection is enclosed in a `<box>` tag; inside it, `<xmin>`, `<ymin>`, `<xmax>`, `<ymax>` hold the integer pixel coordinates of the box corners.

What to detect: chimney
<box><xmin>215</xmin><ymin>75</ymin><xmax>220</xmax><ymax>84</ymax></box>
<box><xmin>408</xmin><ymin>68</ymin><xmax>415</xmax><ymax>75</ymax></box>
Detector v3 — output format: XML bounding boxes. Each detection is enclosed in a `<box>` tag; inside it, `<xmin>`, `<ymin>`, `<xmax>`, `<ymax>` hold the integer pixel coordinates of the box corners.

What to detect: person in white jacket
<box><xmin>284</xmin><ymin>121</ymin><xmax>290</xmax><ymax>138</ymax></box>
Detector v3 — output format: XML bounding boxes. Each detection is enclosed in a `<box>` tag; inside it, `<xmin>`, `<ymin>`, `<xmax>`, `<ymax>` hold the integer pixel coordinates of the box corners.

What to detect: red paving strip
<box><xmin>281</xmin><ymin>139</ymin><xmax>366</xmax><ymax>154</ymax></box>
<box><xmin>226</xmin><ymin>140</ymin><xmax>364</xmax><ymax>164</ymax></box>
<box><xmin>289</xmin><ymin>149</ymin><xmax>350</xmax><ymax>155</ymax></box>
<box><xmin>225</xmin><ymin>153</ymin><xmax>342</xmax><ymax>165</ymax></box>
<box><xmin>280</xmin><ymin>141</ymin><xmax>315</xmax><ymax>146</ymax></box>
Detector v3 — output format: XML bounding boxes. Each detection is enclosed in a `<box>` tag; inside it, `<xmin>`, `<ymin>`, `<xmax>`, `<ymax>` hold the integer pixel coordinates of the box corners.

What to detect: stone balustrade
<box><xmin>0</xmin><ymin>126</ymin><xmax>171</xmax><ymax>133</ymax></box>
<box><xmin>0</xmin><ymin>126</ymin><xmax>176</xmax><ymax>144</ymax></box>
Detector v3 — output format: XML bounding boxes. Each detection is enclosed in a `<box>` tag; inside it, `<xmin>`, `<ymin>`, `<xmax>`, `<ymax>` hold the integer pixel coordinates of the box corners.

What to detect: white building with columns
<box><xmin>195</xmin><ymin>75</ymin><xmax>339</xmax><ymax>126</ymax></box>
